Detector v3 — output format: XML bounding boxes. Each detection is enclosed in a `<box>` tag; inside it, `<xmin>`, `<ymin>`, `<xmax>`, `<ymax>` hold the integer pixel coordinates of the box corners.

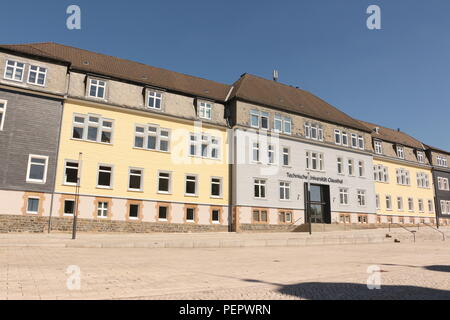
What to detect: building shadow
<box><xmin>424</xmin><ymin>265</ymin><xmax>450</xmax><ymax>273</ymax></box>
<box><xmin>243</xmin><ymin>279</ymin><xmax>450</xmax><ymax>300</ymax></box>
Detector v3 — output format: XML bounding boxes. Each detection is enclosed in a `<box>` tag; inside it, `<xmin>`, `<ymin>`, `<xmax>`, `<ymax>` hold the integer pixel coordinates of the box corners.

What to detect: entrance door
<box><xmin>304</xmin><ymin>183</ymin><xmax>331</xmax><ymax>224</ymax></box>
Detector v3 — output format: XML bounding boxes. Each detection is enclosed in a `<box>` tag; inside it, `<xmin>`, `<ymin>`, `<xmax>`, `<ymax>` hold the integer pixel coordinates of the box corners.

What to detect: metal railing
<box><xmin>388</xmin><ymin>223</ymin><xmax>416</xmax><ymax>243</ymax></box>
<box><xmin>422</xmin><ymin>223</ymin><xmax>446</xmax><ymax>241</ymax></box>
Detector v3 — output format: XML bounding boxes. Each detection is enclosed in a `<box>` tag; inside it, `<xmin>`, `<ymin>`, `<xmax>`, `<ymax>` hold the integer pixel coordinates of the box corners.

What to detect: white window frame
<box><xmin>4</xmin><ymin>60</ymin><xmax>25</xmax><ymax>82</ymax></box>
<box><xmin>250</xmin><ymin>109</ymin><xmax>260</xmax><ymax>128</ymax></box>
<box><xmin>189</xmin><ymin>133</ymin><xmax>219</xmax><ymax>159</ymax></box>
<box><xmin>357</xmin><ymin>135</ymin><xmax>365</xmax><ymax>150</ymax></box>
<box><xmin>128</xmin><ymin>168</ymin><xmax>143</xmax><ymax>192</ymax></box>
<box><xmin>26</xmin><ymin>154</ymin><xmax>49</xmax><ymax>184</ymax></box>
<box><xmin>418</xmin><ymin>199</ymin><xmax>424</xmax><ymax>213</ymax></box>
<box><xmin>334</xmin><ymin>129</ymin><xmax>341</xmax><ymax>145</ymax></box>
<box><xmin>376</xmin><ymin>194</ymin><xmax>380</xmax><ymax>209</ymax></box>
<box><xmin>279</xmin><ymin>181</ymin><xmax>291</xmax><ymax>201</ymax></box>
<box><xmin>185</xmin><ymin>174</ymin><xmax>198</xmax><ymax>196</ymax></box>
<box><xmin>358</xmin><ymin>160</ymin><xmax>365</xmax><ymax>177</ymax></box>
<box><xmin>306</xmin><ymin>151</ymin><xmax>324</xmax><ymax>171</ymax></box>
<box><xmin>210</xmin><ymin>177</ymin><xmax>223</xmax><ymax>198</ymax></box>
<box><xmin>274</xmin><ymin>114</ymin><xmax>282</xmax><ymax>133</ymax></box>
<box><xmin>417</xmin><ymin>151</ymin><xmax>425</xmax><ymax>163</ymax></box>
<box><xmin>351</xmin><ymin>134</ymin><xmax>358</xmax><ymax>149</ymax></box>
<box><xmin>339</xmin><ymin>188</ymin><xmax>349</xmax><ymax>205</ymax></box>
<box><xmin>282</xmin><ymin>147</ymin><xmax>290</xmax><ymax>166</ymax></box>
<box><xmin>397</xmin><ymin>146</ymin><xmax>405</xmax><ymax>159</ymax></box>
<box><xmin>252</xmin><ymin>142</ymin><xmax>260</xmax><ymax>163</ymax></box>
<box><xmin>348</xmin><ymin>159</ymin><xmax>355</xmax><ymax>176</ymax></box>
<box><xmin>342</xmin><ymin>132</ymin><xmax>348</xmax><ymax>146</ymax></box>
<box><xmin>63</xmin><ymin>160</ymin><xmax>79</xmax><ymax>186</ymax></box>
<box><xmin>374</xmin><ymin>140</ymin><xmax>383</xmax><ymax>155</ymax></box>
<box><xmin>97</xmin><ymin>164</ymin><xmax>113</xmax><ymax>189</ymax></box>
<box><xmin>283</xmin><ymin>117</ymin><xmax>292</xmax><ymax>134</ymax></box>
<box><xmin>0</xmin><ymin>100</ymin><xmax>7</xmax><ymax>131</ymax></box>
<box><xmin>408</xmin><ymin>198</ymin><xmax>414</xmax><ymax>212</ymax></box>
<box><xmin>268</xmin><ymin>144</ymin><xmax>275</xmax><ymax>165</ymax></box>
<box><xmin>88</xmin><ymin>78</ymin><xmax>107</xmax><ymax>99</ymax></box>
<box><xmin>157</xmin><ymin>171</ymin><xmax>172</xmax><ymax>194</ymax></box>
<box><xmin>27</xmin><ymin>65</ymin><xmax>47</xmax><ymax>86</ymax></box>
<box><xmin>357</xmin><ymin>190</ymin><xmax>366</xmax><ymax>207</ymax></box>
<box><xmin>337</xmin><ymin>157</ymin><xmax>344</xmax><ymax>175</ymax></box>
<box><xmin>428</xmin><ymin>199</ymin><xmax>434</xmax><ymax>213</ymax></box>
<box><xmin>72</xmin><ymin>114</ymin><xmax>114</xmax><ymax>144</ymax></box>
<box><xmin>147</xmin><ymin>90</ymin><xmax>163</xmax><ymax>110</ymax></box>
<box><xmin>26</xmin><ymin>197</ymin><xmax>40</xmax><ymax>214</ymax></box>
<box><xmin>416</xmin><ymin>172</ymin><xmax>430</xmax><ymax>189</ymax></box>
<box><xmin>198</xmin><ymin>101</ymin><xmax>212</xmax><ymax>120</ymax></box>
<box><xmin>373</xmin><ymin>164</ymin><xmax>389</xmax><ymax>183</ymax></box>
<box><xmin>397</xmin><ymin>197</ymin><xmax>404</xmax><ymax>211</ymax></box>
<box><xmin>254</xmin><ymin>179</ymin><xmax>266</xmax><ymax>199</ymax></box>
<box><xmin>396</xmin><ymin>168</ymin><xmax>410</xmax><ymax>186</ymax></box>
<box><xmin>386</xmin><ymin>195</ymin><xmax>392</xmax><ymax>210</ymax></box>
<box><xmin>97</xmin><ymin>201</ymin><xmax>109</xmax><ymax>218</ymax></box>
<box><xmin>135</xmin><ymin>124</ymin><xmax>170</xmax><ymax>152</ymax></box>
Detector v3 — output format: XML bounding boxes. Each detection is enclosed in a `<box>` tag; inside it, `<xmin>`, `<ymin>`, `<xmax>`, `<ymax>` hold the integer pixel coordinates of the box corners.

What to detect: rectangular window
<box><xmin>147</xmin><ymin>90</ymin><xmax>163</xmax><ymax>109</ymax></box>
<box><xmin>198</xmin><ymin>101</ymin><xmax>212</xmax><ymax>120</ymax></box>
<box><xmin>129</xmin><ymin>204</ymin><xmax>139</xmax><ymax>219</ymax></box>
<box><xmin>397</xmin><ymin>146</ymin><xmax>405</xmax><ymax>159</ymax></box>
<box><xmin>274</xmin><ymin>114</ymin><xmax>282</xmax><ymax>132</ymax></box>
<box><xmin>396</xmin><ymin>168</ymin><xmax>410</xmax><ymax>186</ymax></box>
<box><xmin>428</xmin><ymin>200</ymin><xmax>434</xmax><ymax>213</ymax></box>
<box><xmin>417</xmin><ymin>151</ymin><xmax>425</xmax><ymax>163</ymax></box>
<box><xmin>211</xmin><ymin>177</ymin><xmax>222</xmax><ymax>197</ymax></box>
<box><xmin>416</xmin><ymin>172</ymin><xmax>430</xmax><ymax>188</ymax></box>
<box><xmin>339</xmin><ymin>188</ymin><xmax>349</xmax><ymax>205</ymax></box>
<box><xmin>211</xmin><ymin>209</ymin><xmax>221</xmax><ymax>223</ymax></box>
<box><xmin>358</xmin><ymin>161</ymin><xmax>365</xmax><ymax>177</ymax></box>
<box><xmin>374</xmin><ymin>140</ymin><xmax>383</xmax><ymax>155</ymax></box>
<box><xmin>279</xmin><ymin>182</ymin><xmax>290</xmax><ymax>200</ymax></box>
<box><xmin>26</xmin><ymin>155</ymin><xmax>48</xmax><ymax>184</ymax></box>
<box><xmin>357</xmin><ymin>190</ymin><xmax>366</xmax><ymax>206</ymax></box>
<box><xmin>260</xmin><ymin>112</ymin><xmax>269</xmax><ymax>130</ymax></box>
<box><xmin>306</xmin><ymin>151</ymin><xmax>324</xmax><ymax>171</ymax></box>
<box><xmin>252</xmin><ymin>142</ymin><xmax>260</xmax><ymax>162</ymax></box>
<box><xmin>357</xmin><ymin>136</ymin><xmax>364</xmax><ymax>150</ymax></box>
<box><xmin>254</xmin><ymin>179</ymin><xmax>266</xmax><ymax>199</ymax></box>
<box><xmin>337</xmin><ymin>157</ymin><xmax>343</xmax><ymax>174</ymax></box>
<box><xmin>88</xmin><ymin>79</ymin><xmax>106</xmax><ymax>99</ymax></box>
<box><xmin>64</xmin><ymin>161</ymin><xmax>79</xmax><ymax>185</ymax></box>
<box><xmin>376</xmin><ymin>194</ymin><xmax>380</xmax><ymax>209</ymax></box>
<box><xmin>282</xmin><ymin>147</ymin><xmax>290</xmax><ymax>166</ymax></box>
<box><xmin>408</xmin><ymin>198</ymin><xmax>414</xmax><ymax>211</ymax></box>
<box><xmin>386</xmin><ymin>195</ymin><xmax>392</xmax><ymax>210</ymax></box>
<box><xmin>186</xmin><ymin>207</ymin><xmax>195</xmax><ymax>222</ymax></box>
<box><xmin>128</xmin><ymin>168</ymin><xmax>143</xmax><ymax>191</ymax></box>
<box><xmin>334</xmin><ymin>129</ymin><xmax>341</xmax><ymax>145</ymax></box>
<box><xmin>189</xmin><ymin>133</ymin><xmax>219</xmax><ymax>159</ymax></box>
<box><xmin>342</xmin><ymin>132</ymin><xmax>348</xmax><ymax>146</ymax></box>
<box><xmin>97</xmin><ymin>202</ymin><xmax>108</xmax><ymax>218</ymax></box>
<box><xmin>158</xmin><ymin>172</ymin><xmax>171</xmax><ymax>193</ymax></box>
<box><xmin>0</xmin><ymin>100</ymin><xmax>6</xmax><ymax>131</ymax></box>
<box><xmin>185</xmin><ymin>175</ymin><xmax>197</xmax><ymax>196</ymax></box>
<box><xmin>437</xmin><ymin>177</ymin><xmax>449</xmax><ymax>191</ymax></box>
<box><xmin>158</xmin><ymin>205</ymin><xmax>168</xmax><ymax>220</ymax></box>
<box><xmin>4</xmin><ymin>60</ymin><xmax>25</xmax><ymax>81</ymax></box>
<box><xmin>351</xmin><ymin>134</ymin><xmax>358</xmax><ymax>148</ymax></box>
<box><xmin>348</xmin><ymin>159</ymin><xmax>354</xmax><ymax>176</ymax></box>
<box><xmin>304</xmin><ymin>122</ymin><xmax>311</xmax><ymax>138</ymax></box>
<box><xmin>64</xmin><ymin>200</ymin><xmax>75</xmax><ymax>216</ymax></box>
<box><xmin>373</xmin><ymin>165</ymin><xmax>389</xmax><ymax>183</ymax></box>
<box><xmin>279</xmin><ymin>211</ymin><xmax>292</xmax><ymax>224</ymax></box>
<box><xmin>250</xmin><ymin>110</ymin><xmax>260</xmax><ymax>128</ymax></box>
<box><xmin>268</xmin><ymin>144</ymin><xmax>275</xmax><ymax>164</ymax></box>
<box><xmin>72</xmin><ymin>114</ymin><xmax>113</xmax><ymax>144</ymax></box>
<box><xmin>27</xmin><ymin>65</ymin><xmax>47</xmax><ymax>86</ymax></box>
<box><xmin>26</xmin><ymin>198</ymin><xmax>39</xmax><ymax>214</ymax></box>
<box><xmin>283</xmin><ymin>117</ymin><xmax>292</xmax><ymax>134</ymax></box>
<box><xmin>418</xmin><ymin>199</ymin><xmax>424</xmax><ymax>212</ymax></box>
<box><xmin>437</xmin><ymin>156</ymin><xmax>448</xmax><ymax>167</ymax></box>
<box><xmin>397</xmin><ymin>197</ymin><xmax>403</xmax><ymax>211</ymax></box>
<box><xmin>253</xmin><ymin>209</ymin><xmax>268</xmax><ymax>223</ymax></box>
<box><xmin>134</xmin><ymin>125</ymin><xmax>170</xmax><ymax>152</ymax></box>
<box><xmin>97</xmin><ymin>165</ymin><xmax>112</xmax><ymax>188</ymax></box>
<box><xmin>305</xmin><ymin>123</ymin><xmax>322</xmax><ymax>141</ymax></box>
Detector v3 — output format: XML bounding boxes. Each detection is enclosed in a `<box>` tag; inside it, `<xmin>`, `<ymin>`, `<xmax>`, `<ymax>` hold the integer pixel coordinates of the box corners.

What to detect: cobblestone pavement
<box><xmin>1</xmin><ymin>241</ymin><xmax>449</xmax><ymax>300</ymax></box>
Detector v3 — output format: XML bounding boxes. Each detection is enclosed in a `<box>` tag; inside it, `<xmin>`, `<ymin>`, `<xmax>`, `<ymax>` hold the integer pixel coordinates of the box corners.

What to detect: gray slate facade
<box><xmin>0</xmin><ymin>88</ymin><xmax>63</xmax><ymax>193</ymax></box>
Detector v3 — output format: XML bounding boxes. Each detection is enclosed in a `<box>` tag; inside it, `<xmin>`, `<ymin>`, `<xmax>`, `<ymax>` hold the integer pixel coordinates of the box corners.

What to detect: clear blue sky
<box><xmin>1</xmin><ymin>0</ymin><xmax>449</xmax><ymax>150</ymax></box>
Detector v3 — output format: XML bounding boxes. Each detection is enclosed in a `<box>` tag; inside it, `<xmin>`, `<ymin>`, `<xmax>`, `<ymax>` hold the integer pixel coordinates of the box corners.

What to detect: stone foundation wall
<box><xmin>0</xmin><ymin>215</ymin><xmax>228</xmax><ymax>234</ymax></box>
<box><xmin>239</xmin><ymin>223</ymin><xmax>297</xmax><ymax>233</ymax></box>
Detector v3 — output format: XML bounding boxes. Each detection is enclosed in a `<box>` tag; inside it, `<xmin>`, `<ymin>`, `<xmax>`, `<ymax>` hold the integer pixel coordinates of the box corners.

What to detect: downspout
<box><xmin>224</xmin><ymin>86</ymin><xmax>235</xmax><ymax>232</ymax></box>
<box><xmin>48</xmin><ymin>68</ymin><xmax>71</xmax><ymax>233</ymax></box>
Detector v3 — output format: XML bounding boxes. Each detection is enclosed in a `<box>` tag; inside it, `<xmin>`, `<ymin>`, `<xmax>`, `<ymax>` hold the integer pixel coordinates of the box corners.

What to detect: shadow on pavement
<box><xmin>243</xmin><ymin>279</ymin><xmax>450</xmax><ymax>300</ymax></box>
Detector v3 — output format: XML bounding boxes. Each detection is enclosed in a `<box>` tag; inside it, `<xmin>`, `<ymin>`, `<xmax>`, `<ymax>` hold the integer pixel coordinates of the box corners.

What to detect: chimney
<box><xmin>273</xmin><ymin>70</ymin><xmax>279</xmax><ymax>82</ymax></box>
<box><xmin>374</xmin><ymin>127</ymin><xmax>379</xmax><ymax>134</ymax></box>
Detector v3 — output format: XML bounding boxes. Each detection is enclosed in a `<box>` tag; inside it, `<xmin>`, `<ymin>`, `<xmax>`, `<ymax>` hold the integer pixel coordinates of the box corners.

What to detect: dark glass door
<box><xmin>304</xmin><ymin>183</ymin><xmax>331</xmax><ymax>224</ymax></box>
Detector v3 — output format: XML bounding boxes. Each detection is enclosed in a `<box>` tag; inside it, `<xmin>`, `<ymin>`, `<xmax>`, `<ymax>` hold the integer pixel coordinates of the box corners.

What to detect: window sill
<box><xmin>133</xmin><ymin>147</ymin><xmax>170</xmax><ymax>154</ymax></box>
<box><xmin>63</xmin><ymin>183</ymin><xmax>78</xmax><ymax>187</ymax></box>
<box><xmin>184</xmin><ymin>194</ymin><xmax>198</xmax><ymax>198</ymax></box>
<box><xmin>210</xmin><ymin>196</ymin><xmax>223</xmax><ymax>199</ymax></box>
<box><xmin>27</xmin><ymin>81</ymin><xmax>46</xmax><ymax>87</ymax></box>
<box><xmin>158</xmin><ymin>218</ymin><xmax>168</xmax><ymax>222</ymax></box>
<box><xmin>26</xmin><ymin>180</ymin><xmax>46</xmax><ymax>185</ymax></box>
<box><xmin>128</xmin><ymin>189</ymin><xmax>143</xmax><ymax>193</ymax></box>
<box><xmin>157</xmin><ymin>191</ymin><xmax>172</xmax><ymax>195</ymax></box>
<box><xmin>212</xmin><ymin>221</ymin><xmax>220</xmax><ymax>224</ymax></box>
<box><xmin>96</xmin><ymin>186</ymin><xmax>113</xmax><ymax>190</ymax></box>
<box><xmin>70</xmin><ymin>138</ymin><xmax>113</xmax><ymax>146</ymax></box>
<box><xmin>26</xmin><ymin>212</ymin><xmax>38</xmax><ymax>215</ymax></box>
<box><xmin>128</xmin><ymin>217</ymin><xmax>139</xmax><ymax>220</ymax></box>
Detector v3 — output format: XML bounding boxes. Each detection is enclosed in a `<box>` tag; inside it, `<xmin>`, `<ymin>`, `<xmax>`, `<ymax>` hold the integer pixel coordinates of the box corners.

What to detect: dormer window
<box><xmin>397</xmin><ymin>146</ymin><xmax>405</xmax><ymax>159</ymax></box>
<box><xmin>147</xmin><ymin>90</ymin><xmax>163</xmax><ymax>110</ymax></box>
<box><xmin>27</xmin><ymin>65</ymin><xmax>47</xmax><ymax>86</ymax></box>
<box><xmin>4</xmin><ymin>60</ymin><xmax>25</xmax><ymax>82</ymax></box>
<box><xmin>88</xmin><ymin>79</ymin><xmax>106</xmax><ymax>99</ymax></box>
<box><xmin>374</xmin><ymin>140</ymin><xmax>383</xmax><ymax>155</ymax></box>
<box><xmin>417</xmin><ymin>151</ymin><xmax>425</xmax><ymax>163</ymax></box>
<box><xmin>198</xmin><ymin>101</ymin><xmax>212</xmax><ymax>120</ymax></box>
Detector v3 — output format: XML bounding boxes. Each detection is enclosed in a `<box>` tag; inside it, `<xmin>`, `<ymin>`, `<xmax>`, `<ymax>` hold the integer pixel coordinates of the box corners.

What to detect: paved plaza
<box><xmin>0</xmin><ymin>235</ymin><xmax>450</xmax><ymax>300</ymax></box>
